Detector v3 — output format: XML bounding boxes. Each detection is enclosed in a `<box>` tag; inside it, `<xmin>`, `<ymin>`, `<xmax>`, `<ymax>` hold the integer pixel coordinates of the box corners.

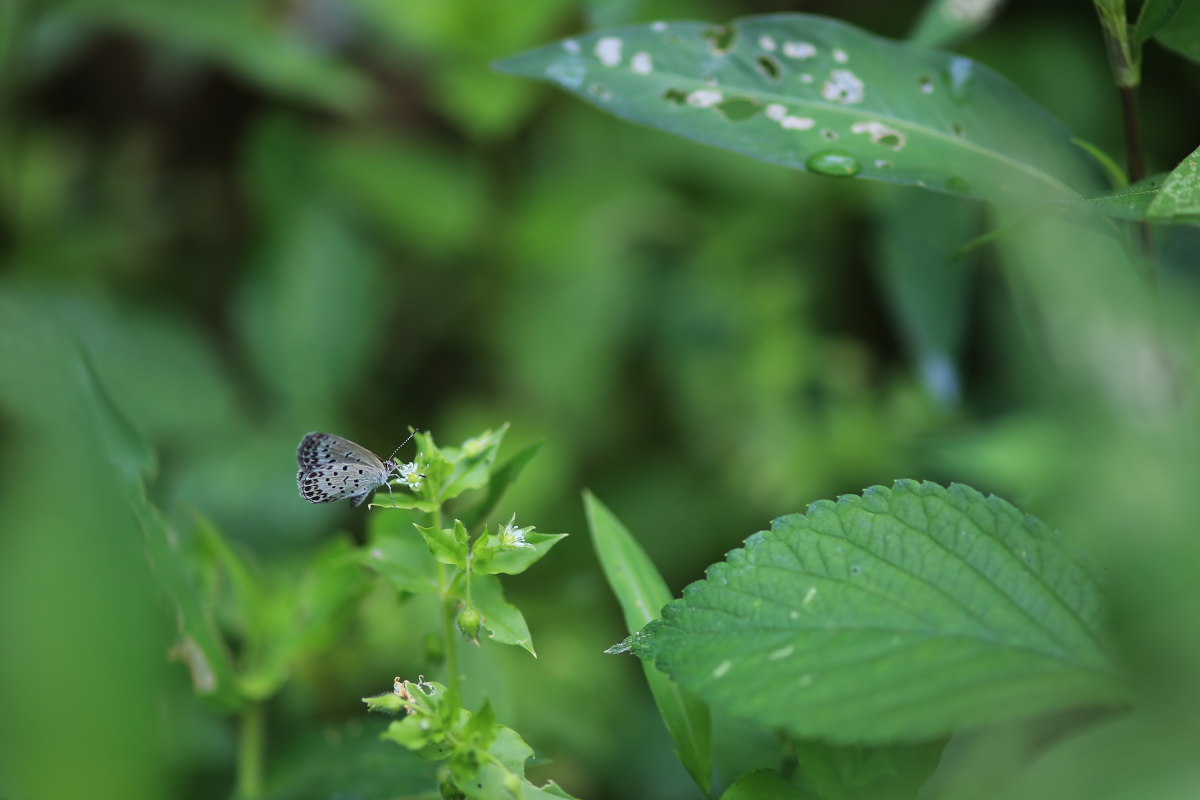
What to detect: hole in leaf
<box><xmin>703</xmin><ymin>25</ymin><xmax>736</xmax><ymax>53</ymax></box>
<box><xmin>715</xmin><ymin>98</ymin><xmax>761</xmax><ymax>121</ymax></box>
<box><xmin>918</xmin><ymin>74</ymin><xmax>934</xmax><ymax>93</ymax></box>
<box><xmin>877</xmin><ymin>133</ymin><xmax>902</xmax><ymax>148</ymax></box>
<box><xmin>662</xmin><ymin>87</ymin><xmax>688</xmax><ymax>105</ymax></box>
<box><xmin>589</xmin><ymin>84</ymin><xmax>613</xmax><ymax>101</ymax></box>
<box><xmin>820</xmin><ymin>129</ymin><xmax>839</xmax><ymax>142</ymax></box>
<box><xmin>950</xmin><ymin>121</ymin><xmax>965</xmax><ymax>137</ymax></box>
<box><xmin>756</xmin><ymin>55</ymin><xmax>782</xmax><ymax>80</ymax></box>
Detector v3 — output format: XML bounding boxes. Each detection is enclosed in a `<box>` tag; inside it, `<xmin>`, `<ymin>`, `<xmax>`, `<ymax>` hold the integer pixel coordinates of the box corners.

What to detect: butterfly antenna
<box><xmin>386</xmin><ymin>429</ymin><xmax>418</xmax><ymax>464</ymax></box>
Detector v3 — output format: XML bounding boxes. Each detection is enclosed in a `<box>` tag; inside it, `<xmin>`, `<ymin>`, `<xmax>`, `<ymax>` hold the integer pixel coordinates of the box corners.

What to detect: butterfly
<box><xmin>297</xmin><ymin>432</ymin><xmax>413</xmax><ymax>506</ymax></box>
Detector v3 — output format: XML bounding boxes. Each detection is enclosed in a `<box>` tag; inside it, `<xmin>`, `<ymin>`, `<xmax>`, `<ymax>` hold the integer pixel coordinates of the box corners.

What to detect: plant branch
<box><xmin>235</xmin><ymin>701</ymin><xmax>265</xmax><ymax>800</ymax></box>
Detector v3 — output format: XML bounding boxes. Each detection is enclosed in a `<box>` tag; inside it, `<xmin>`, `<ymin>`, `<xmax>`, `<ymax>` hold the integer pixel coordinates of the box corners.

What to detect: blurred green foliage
<box><xmin>1</xmin><ymin>0</ymin><xmax>1199</xmax><ymax>799</ymax></box>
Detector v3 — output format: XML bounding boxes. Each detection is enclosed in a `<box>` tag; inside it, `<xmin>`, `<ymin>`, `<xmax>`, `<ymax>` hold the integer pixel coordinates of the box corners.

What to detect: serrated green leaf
<box><xmin>584</xmin><ymin>492</ymin><xmax>712</xmax><ymax>796</ymax></box>
<box><xmin>472</xmin><ymin>574</ymin><xmax>536</xmax><ymax>655</ymax></box>
<box><xmin>632</xmin><ymin>481</ymin><xmax>1124</xmax><ymax>743</ymax></box>
<box><xmin>1147</xmin><ymin>144</ymin><xmax>1200</xmax><ymax>221</ymax></box>
<box><xmin>460</xmin><ymin>440</ymin><xmax>545</xmax><ymax>532</ymax></box>
<box><xmin>496</xmin><ymin>14</ymin><xmax>1102</xmax><ymax>203</ymax></box>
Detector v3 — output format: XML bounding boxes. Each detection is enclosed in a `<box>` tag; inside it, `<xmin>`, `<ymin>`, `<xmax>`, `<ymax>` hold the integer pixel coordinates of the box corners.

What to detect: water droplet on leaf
<box><xmin>806</xmin><ymin>151</ymin><xmax>861</xmax><ymax>177</ymax></box>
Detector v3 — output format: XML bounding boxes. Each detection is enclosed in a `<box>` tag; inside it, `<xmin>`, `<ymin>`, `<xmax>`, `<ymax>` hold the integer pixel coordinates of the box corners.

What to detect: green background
<box><xmin>1</xmin><ymin>0</ymin><xmax>1199</xmax><ymax>798</ymax></box>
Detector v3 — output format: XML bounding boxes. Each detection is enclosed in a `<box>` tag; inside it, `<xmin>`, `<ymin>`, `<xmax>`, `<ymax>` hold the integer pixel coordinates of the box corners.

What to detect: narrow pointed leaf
<box><xmin>496</xmin><ymin>14</ymin><xmax>1102</xmax><ymax>204</ymax></box>
<box><xmin>585</xmin><ymin>492</ymin><xmax>712</xmax><ymax>796</ymax></box>
<box><xmin>631</xmin><ymin>481</ymin><xmax>1125</xmax><ymax>743</ymax></box>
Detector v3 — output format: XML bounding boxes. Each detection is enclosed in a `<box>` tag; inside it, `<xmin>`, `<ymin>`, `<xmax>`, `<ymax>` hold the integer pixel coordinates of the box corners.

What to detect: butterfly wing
<box><xmin>297</xmin><ymin>432</ymin><xmax>389</xmax><ymax>504</ymax></box>
<box><xmin>298</xmin><ymin>432</ymin><xmax>386</xmax><ymax>470</ymax></box>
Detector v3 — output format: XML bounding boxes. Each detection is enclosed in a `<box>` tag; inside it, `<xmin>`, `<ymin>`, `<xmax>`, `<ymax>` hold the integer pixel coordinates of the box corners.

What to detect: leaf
<box><xmin>265</xmin><ymin>718</ymin><xmax>438</xmax><ymax>800</ymax></box>
<box><xmin>630</xmin><ymin>481</ymin><xmax>1125</xmax><ymax>743</ymax></box>
<box><xmin>1135</xmin><ymin>0</ymin><xmax>1185</xmax><ymax>42</ymax></box>
<box><xmin>416</xmin><ymin>520</ymin><xmax>470</xmax><ymax>569</ymax></box>
<box><xmin>872</xmin><ymin>188</ymin><xmax>978</xmax><ymax>406</ymax></box>
<box><xmin>241</xmin><ymin>538</ymin><xmax>368</xmax><ymax>700</ymax></box>
<box><xmin>584</xmin><ymin>492</ymin><xmax>712</xmax><ymax>796</ymax></box>
<box><xmin>471</xmin><ymin>530</ymin><xmax>568</xmax><ymax>576</ymax></box>
<box><xmin>1154</xmin><ymin>0</ymin><xmax>1200</xmax><ymax>60</ymax></box>
<box><xmin>449</xmin><ymin>726</ymin><xmax>581</xmax><ymax>800</ymax></box>
<box><xmin>1075</xmin><ymin>173</ymin><xmax>1168</xmax><ymax>220</ymax></box>
<box><xmin>461</xmin><ymin>440</ymin><xmax>545</xmax><ymax>532</ymax></box>
<box><xmin>789</xmin><ymin>739</ymin><xmax>946</xmax><ymax>800</ymax></box>
<box><xmin>719</xmin><ymin>768</ymin><xmax>812</xmax><ymax>800</ymax></box>
<box><xmin>417</xmin><ymin>425</ymin><xmax>510</xmax><ymax>504</ymax></box>
<box><xmin>1146</xmin><ymin>144</ymin><xmax>1200</xmax><ymax>222</ymax></box>
<box><xmin>472</xmin><ymin>574</ymin><xmax>536</xmax><ymax>656</ymax></box>
<box><xmin>364</xmin><ymin>511</ymin><xmax>441</xmax><ymax>596</ymax></box>
<box><xmin>496</xmin><ymin>14</ymin><xmax>1102</xmax><ymax>204</ymax></box>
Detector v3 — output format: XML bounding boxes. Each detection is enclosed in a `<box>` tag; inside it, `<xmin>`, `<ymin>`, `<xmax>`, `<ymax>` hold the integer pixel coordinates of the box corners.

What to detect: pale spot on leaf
<box><xmin>822</xmin><ymin>69</ymin><xmax>865</xmax><ymax>104</ymax></box>
<box><xmin>783</xmin><ymin>41</ymin><xmax>817</xmax><ymax>59</ymax></box>
<box><xmin>631</xmin><ymin>51</ymin><xmax>653</xmax><ymax>75</ymax></box>
<box><xmin>851</xmin><ymin>120</ymin><xmax>906</xmax><ymax>150</ymax></box>
<box><xmin>687</xmin><ymin>88</ymin><xmax>724</xmax><ymax>108</ymax></box>
<box><xmin>594</xmin><ymin>37</ymin><xmax>623</xmax><ymax>67</ymax></box>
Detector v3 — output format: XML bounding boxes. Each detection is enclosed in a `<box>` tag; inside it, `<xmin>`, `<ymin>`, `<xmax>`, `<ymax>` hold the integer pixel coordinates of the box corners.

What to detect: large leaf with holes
<box><xmin>626</xmin><ymin>481</ymin><xmax>1125</xmax><ymax>743</ymax></box>
<box><xmin>497</xmin><ymin>14</ymin><xmax>1103</xmax><ymax>204</ymax></box>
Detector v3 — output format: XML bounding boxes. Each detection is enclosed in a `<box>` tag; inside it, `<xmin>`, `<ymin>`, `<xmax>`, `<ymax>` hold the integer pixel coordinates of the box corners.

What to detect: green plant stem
<box><xmin>432</xmin><ymin>507</ymin><xmax>461</xmax><ymax>693</ymax></box>
<box><xmin>1120</xmin><ymin>84</ymin><xmax>1155</xmax><ymax>265</ymax></box>
<box><xmin>1093</xmin><ymin>1</ymin><xmax>1154</xmax><ymax>271</ymax></box>
<box><xmin>236</xmin><ymin>701</ymin><xmax>265</xmax><ymax>800</ymax></box>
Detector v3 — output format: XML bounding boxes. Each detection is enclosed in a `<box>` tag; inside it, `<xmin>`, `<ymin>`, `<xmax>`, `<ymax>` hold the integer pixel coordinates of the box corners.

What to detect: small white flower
<box><xmin>397</xmin><ymin>461</ymin><xmax>425</xmax><ymax>491</ymax></box>
<box><xmin>499</xmin><ymin>514</ymin><xmax>535</xmax><ymax>550</ymax></box>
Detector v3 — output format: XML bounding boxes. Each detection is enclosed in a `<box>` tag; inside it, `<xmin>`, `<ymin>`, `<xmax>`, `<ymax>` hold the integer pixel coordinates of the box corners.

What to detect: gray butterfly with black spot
<box><xmin>297</xmin><ymin>432</ymin><xmax>401</xmax><ymax>507</ymax></box>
